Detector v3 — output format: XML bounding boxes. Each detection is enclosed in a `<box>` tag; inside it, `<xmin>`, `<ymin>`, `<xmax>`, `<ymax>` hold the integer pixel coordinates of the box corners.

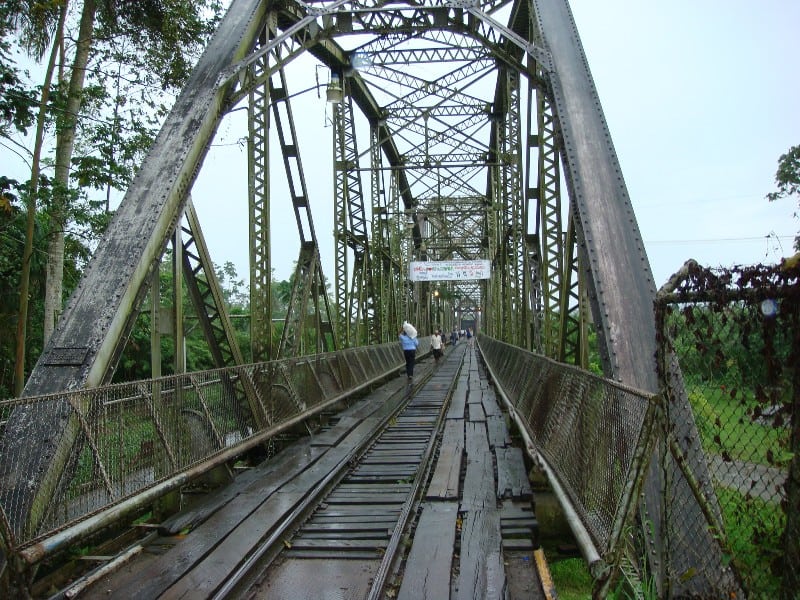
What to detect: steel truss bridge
<box><xmin>0</xmin><ymin>0</ymin><xmax>739</xmax><ymax>597</ymax></box>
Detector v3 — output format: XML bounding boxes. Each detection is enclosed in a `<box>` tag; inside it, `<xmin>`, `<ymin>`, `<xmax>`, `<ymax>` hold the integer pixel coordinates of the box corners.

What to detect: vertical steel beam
<box><xmin>370</xmin><ymin>125</ymin><xmax>396</xmax><ymax>342</ymax></box>
<box><xmin>333</xmin><ymin>83</ymin><xmax>373</xmax><ymax>347</ymax></box>
<box><xmin>248</xmin><ymin>26</ymin><xmax>272</xmax><ymax>364</ymax></box>
<box><xmin>534</xmin><ymin>78</ymin><xmax>564</xmax><ymax>359</ymax></box>
<box><xmin>150</xmin><ymin>268</ymin><xmax>161</xmax><ymax>380</ymax></box>
<box><xmin>267</xmin><ymin>60</ymin><xmax>336</xmax><ymax>357</ymax></box>
<box><xmin>559</xmin><ymin>216</ymin><xmax>590</xmax><ymax>368</ymax></box>
<box><xmin>181</xmin><ymin>201</ymin><xmax>266</xmax><ymax>428</ymax></box>
<box><xmin>332</xmin><ymin>95</ymin><xmax>350</xmax><ymax>346</ymax></box>
<box><xmin>486</xmin><ymin>125</ymin><xmax>501</xmax><ymax>339</ymax></box>
<box><xmin>172</xmin><ymin>226</ymin><xmax>185</xmax><ymax>376</ymax></box>
<box><xmin>498</xmin><ymin>68</ymin><xmax>525</xmax><ymax>346</ymax></box>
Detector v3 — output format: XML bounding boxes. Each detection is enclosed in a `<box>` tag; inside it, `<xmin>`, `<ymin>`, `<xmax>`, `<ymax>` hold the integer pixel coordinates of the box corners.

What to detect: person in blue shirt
<box><xmin>399</xmin><ymin>327</ymin><xmax>419</xmax><ymax>379</ymax></box>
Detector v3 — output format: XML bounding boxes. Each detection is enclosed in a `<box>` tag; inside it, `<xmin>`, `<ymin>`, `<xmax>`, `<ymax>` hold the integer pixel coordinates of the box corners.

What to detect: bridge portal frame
<box><xmin>1</xmin><ymin>0</ymin><xmax>729</xmax><ymax>595</ymax></box>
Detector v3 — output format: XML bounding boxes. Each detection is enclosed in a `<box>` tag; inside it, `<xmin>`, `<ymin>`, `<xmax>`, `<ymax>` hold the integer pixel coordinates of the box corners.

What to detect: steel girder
<box><xmin>559</xmin><ymin>215</ymin><xmax>590</xmax><ymax>368</ymax></box>
<box><xmin>368</xmin><ymin>125</ymin><xmax>398</xmax><ymax>343</ymax></box>
<box><xmin>181</xmin><ymin>202</ymin><xmax>268</xmax><ymax>429</ymax></box>
<box><xmin>0</xmin><ymin>0</ymin><xmax>273</xmax><ymax>541</ymax></box>
<box><xmin>267</xmin><ymin>61</ymin><xmax>336</xmax><ymax>357</ymax></box>
<box><xmin>332</xmin><ymin>96</ymin><xmax>351</xmax><ymax>346</ymax></box>
<box><xmin>526</xmin><ymin>68</ymin><xmax>592</xmax><ymax>368</ymax></box>
<box><xmin>332</xmin><ymin>87</ymin><xmax>375</xmax><ymax>347</ymax></box>
<box><xmin>485</xmin><ymin>67</ymin><xmax>528</xmax><ymax>346</ymax></box>
<box><xmin>248</xmin><ymin>30</ymin><xmax>273</xmax><ymax>364</ymax></box>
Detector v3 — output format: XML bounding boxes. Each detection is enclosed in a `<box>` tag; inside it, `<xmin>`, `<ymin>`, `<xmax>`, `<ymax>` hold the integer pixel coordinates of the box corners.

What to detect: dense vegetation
<box><xmin>0</xmin><ymin>1</ymin><xmax>314</xmax><ymax>398</ymax></box>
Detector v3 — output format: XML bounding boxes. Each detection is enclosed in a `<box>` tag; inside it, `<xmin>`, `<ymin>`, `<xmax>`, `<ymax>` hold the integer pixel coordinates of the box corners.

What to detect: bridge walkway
<box><xmin>79</xmin><ymin>343</ymin><xmax>549</xmax><ymax>599</ymax></box>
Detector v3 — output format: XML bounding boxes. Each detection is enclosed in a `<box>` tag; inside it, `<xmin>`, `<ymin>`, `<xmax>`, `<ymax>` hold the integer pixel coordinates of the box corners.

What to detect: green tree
<box><xmin>0</xmin><ymin>177</ymin><xmax>46</xmax><ymax>399</ymax></box>
<box><xmin>4</xmin><ymin>0</ymin><xmax>224</xmax><ymax>394</ymax></box>
<box><xmin>2</xmin><ymin>0</ymin><xmax>68</xmax><ymax>395</ymax></box>
<box><xmin>766</xmin><ymin>144</ymin><xmax>800</xmax><ymax>251</ymax></box>
<box><xmin>43</xmin><ymin>0</ymin><xmax>223</xmax><ymax>344</ymax></box>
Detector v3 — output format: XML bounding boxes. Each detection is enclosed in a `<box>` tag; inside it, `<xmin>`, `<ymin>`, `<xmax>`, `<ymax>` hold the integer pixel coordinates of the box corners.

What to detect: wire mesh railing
<box><xmin>655</xmin><ymin>260</ymin><xmax>800</xmax><ymax>598</ymax></box>
<box><xmin>478</xmin><ymin>335</ymin><xmax>659</xmax><ymax>594</ymax></box>
<box><xmin>0</xmin><ymin>340</ymin><xmax>429</xmax><ymax>563</ymax></box>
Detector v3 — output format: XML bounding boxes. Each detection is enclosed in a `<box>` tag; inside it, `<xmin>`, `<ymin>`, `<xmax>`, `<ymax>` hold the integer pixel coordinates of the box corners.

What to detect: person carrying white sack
<box><xmin>399</xmin><ymin>323</ymin><xmax>419</xmax><ymax>379</ymax></box>
<box><xmin>402</xmin><ymin>320</ymin><xmax>417</xmax><ymax>339</ymax></box>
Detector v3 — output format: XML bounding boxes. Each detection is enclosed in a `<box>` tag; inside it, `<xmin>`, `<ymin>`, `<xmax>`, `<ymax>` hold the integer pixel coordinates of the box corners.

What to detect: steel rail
<box><xmin>475</xmin><ymin>340</ymin><xmax>604</xmax><ymax>572</ymax></box>
<box><xmin>217</xmin><ymin>351</ymin><xmax>462</xmax><ymax>598</ymax></box>
<box><xmin>365</xmin><ymin>361</ymin><xmax>461</xmax><ymax>599</ymax></box>
<box><xmin>210</xmin><ymin>375</ymin><xmax>424</xmax><ymax>599</ymax></box>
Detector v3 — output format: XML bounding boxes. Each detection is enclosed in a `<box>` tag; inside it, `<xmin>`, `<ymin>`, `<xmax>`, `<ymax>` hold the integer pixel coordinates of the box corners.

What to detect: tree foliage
<box><xmin>0</xmin><ymin>177</ymin><xmax>43</xmax><ymax>398</ymax></box>
<box><xmin>1</xmin><ymin>0</ymin><xmax>226</xmax><ymax>393</ymax></box>
<box><xmin>766</xmin><ymin>144</ymin><xmax>800</xmax><ymax>251</ymax></box>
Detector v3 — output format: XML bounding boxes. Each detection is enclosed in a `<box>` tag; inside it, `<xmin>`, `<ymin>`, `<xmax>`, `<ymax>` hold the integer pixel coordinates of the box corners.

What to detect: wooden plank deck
<box><xmin>79</xmin><ymin>346</ymin><xmax>545</xmax><ymax>600</ymax></box>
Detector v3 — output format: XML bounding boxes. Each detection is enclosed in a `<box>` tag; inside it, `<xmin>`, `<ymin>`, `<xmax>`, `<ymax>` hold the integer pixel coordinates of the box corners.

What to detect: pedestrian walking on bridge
<box><xmin>399</xmin><ymin>325</ymin><xmax>419</xmax><ymax>379</ymax></box>
<box><xmin>431</xmin><ymin>329</ymin><xmax>443</xmax><ymax>364</ymax></box>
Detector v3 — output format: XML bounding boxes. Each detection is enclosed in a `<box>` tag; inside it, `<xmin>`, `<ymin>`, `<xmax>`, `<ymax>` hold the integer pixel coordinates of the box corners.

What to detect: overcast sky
<box><xmin>568</xmin><ymin>0</ymin><xmax>800</xmax><ymax>285</ymax></box>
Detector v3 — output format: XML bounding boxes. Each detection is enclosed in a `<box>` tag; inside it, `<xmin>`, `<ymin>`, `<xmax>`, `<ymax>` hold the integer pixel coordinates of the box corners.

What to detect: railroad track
<box><xmin>75</xmin><ymin>344</ymin><xmax>544</xmax><ymax>599</ymax></box>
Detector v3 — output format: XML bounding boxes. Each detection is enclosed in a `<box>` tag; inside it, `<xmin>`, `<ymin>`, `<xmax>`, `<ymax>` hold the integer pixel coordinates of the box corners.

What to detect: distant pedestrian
<box><xmin>399</xmin><ymin>326</ymin><xmax>419</xmax><ymax>378</ymax></box>
<box><xmin>466</xmin><ymin>327</ymin><xmax>473</xmax><ymax>347</ymax></box>
<box><xmin>450</xmin><ymin>329</ymin><xmax>458</xmax><ymax>346</ymax></box>
<box><xmin>431</xmin><ymin>329</ymin><xmax>443</xmax><ymax>364</ymax></box>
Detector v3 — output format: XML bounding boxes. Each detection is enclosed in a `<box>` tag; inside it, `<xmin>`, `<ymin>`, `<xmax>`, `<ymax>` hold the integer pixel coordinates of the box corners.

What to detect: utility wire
<box><xmin>646</xmin><ymin>235</ymin><xmax>793</xmax><ymax>245</ymax></box>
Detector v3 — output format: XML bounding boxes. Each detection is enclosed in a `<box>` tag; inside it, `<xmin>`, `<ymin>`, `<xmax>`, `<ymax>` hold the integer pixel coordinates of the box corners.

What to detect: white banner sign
<box><xmin>409</xmin><ymin>260</ymin><xmax>491</xmax><ymax>282</ymax></box>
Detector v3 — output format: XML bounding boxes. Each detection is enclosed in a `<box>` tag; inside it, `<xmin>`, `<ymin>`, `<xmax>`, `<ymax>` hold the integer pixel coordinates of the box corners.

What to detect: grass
<box><xmin>688</xmin><ymin>384</ymin><xmax>791</xmax><ymax>467</ymax></box>
<box><xmin>548</xmin><ymin>557</ymin><xmax>592</xmax><ymax>600</ymax></box>
<box><xmin>686</xmin><ymin>383</ymin><xmax>788</xmax><ymax>597</ymax></box>
<box><xmin>718</xmin><ymin>486</ymin><xmax>783</xmax><ymax>598</ymax></box>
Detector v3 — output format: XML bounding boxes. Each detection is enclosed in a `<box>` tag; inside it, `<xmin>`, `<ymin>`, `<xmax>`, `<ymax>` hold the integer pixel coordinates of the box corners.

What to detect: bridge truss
<box><xmin>0</xmin><ymin>0</ymin><xmax>731</xmax><ymax>596</ymax></box>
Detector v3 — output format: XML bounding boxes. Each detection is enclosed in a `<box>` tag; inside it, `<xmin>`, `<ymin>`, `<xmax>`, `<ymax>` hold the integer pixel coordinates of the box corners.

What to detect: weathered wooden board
<box><xmin>426</xmin><ymin>419</ymin><xmax>464</xmax><ymax>499</ymax></box>
<box><xmin>397</xmin><ymin>502</ymin><xmax>458</xmax><ymax>600</ymax></box>
<box><xmin>500</xmin><ymin>501</ymin><xmax>540</xmax><ymax>552</ymax></box>
<box><xmin>457</xmin><ymin>414</ymin><xmax>506</xmax><ymax>597</ymax></box>
<box><xmin>468</xmin><ymin>401</ymin><xmax>486</xmax><ymax>422</ymax></box>
<box><xmin>486</xmin><ymin>415</ymin><xmax>511</xmax><ymax>449</ymax></box>
<box><xmin>158</xmin><ymin>376</ymin><xmax>407</xmax><ymax>536</ymax></box>
<box><xmin>104</xmin><ymin>395</ymin><xmax>407</xmax><ymax>598</ymax></box>
<box><xmin>286</xmin><ymin>537</ymin><xmax>389</xmax><ymax>550</ymax></box>
<box><xmin>309</xmin><ymin>416</ymin><xmax>361</xmax><ymax>447</ymax></box>
<box><xmin>455</xmin><ymin>507</ymin><xmax>505</xmax><ymax>600</ymax></box>
<box><xmin>461</xmin><ymin>422</ymin><xmax>493</xmax><ymax>510</ymax></box>
<box><xmin>447</xmin><ymin>379</ymin><xmax>468</xmax><ymax>420</ymax></box>
<box><xmin>481</xmin><ymin>389</ymin><xmax>502</xmax><ymax>417</ymax></box>
<box><xmin>496</xmin><ymin>446</ymin><xmax>533</xmax><ymax>500</ymax></box>
<box><xmin>158</xmin><ymin>441</ymin><xmax>319</xmax><ymax>536</ymax></box>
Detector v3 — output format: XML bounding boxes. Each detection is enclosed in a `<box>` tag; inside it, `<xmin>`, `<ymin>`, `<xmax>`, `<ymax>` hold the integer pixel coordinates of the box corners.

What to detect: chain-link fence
<box><xmin>655</xmin><ymin>260</ymin><xmax>800</xmax><ymax>598</ymax></box>
<box><xmin>478</xmin><ymin>335</ymin><xmax>659</xmax><ymax>595</ymax></box>
<box><xmin>0</xmin><ymin>340</ymin><xmax>429</xmax><ymax>564</ymax></box>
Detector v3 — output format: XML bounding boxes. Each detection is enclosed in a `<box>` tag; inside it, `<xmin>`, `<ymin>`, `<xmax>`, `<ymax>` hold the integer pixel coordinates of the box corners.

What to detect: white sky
<box><xmin>568</xmin><ymin>0</ymin><xmax>800</xmax><ymax>284</ymax></box>
<box><xmin>5</xmin><ymin>1</ymin><xmax>799</xmax><ymax>292</ymax></box>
